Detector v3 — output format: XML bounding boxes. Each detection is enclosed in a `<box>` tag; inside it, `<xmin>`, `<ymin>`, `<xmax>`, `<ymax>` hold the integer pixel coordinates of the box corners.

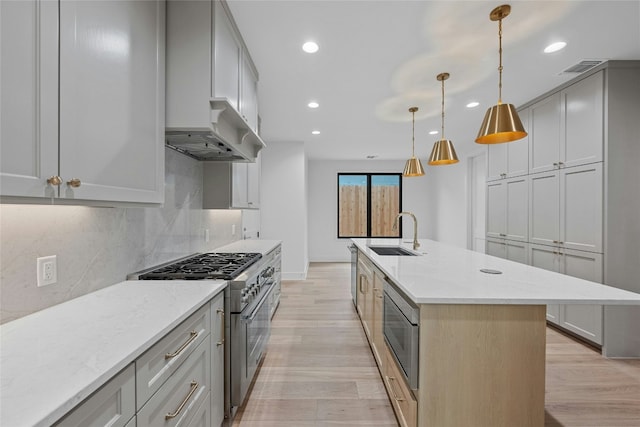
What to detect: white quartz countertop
<box><xmin>353</xmin><ymin>238</ymin><xmax>640</xmax><ymax>305</ymax></box>
<box><xmin>0</xmin><ymin>280</ymin><xmax>226</xmax><ymax>427</ymax></box>
<box><xmin>214</xmin><ymin>239</ymin><xmax>281</xmax><ymax>255</ymax></box>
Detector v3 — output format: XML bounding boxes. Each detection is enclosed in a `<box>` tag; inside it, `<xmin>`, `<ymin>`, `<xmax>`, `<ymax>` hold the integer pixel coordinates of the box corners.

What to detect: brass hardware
<box><xmin>165</xmin><ymin>331</ymin><xmax>198</xmax><ymax>359</ymax></box>
<box><xmin>553</xmin><ymin>240</ymin><xmax>559</xmax><ymax>243</ymax></box>
<box><xmin>387</xmin><ymin>376</ymin><xmax>405</xmax><ymax>402</ymax></box>
<box><xmin>403</xmin><ymin>107</ymin><xmax>425</xmax><ymax>177</ymax></box>
<box><xmin>553</xmin><ymin>162</ymin><xmax>559</xmax><ymax>167</ymax></box>
<box><xmin>476</xmin><ymin>4</ymin><xmax>527</xmax><ymax>144</ymax></box>
<box><xmin>165</xmin><ymin>381</ymin><xmax>199</xmax><ymax>420</ymax></box>
<box><xmin>47</xmin><ymin>176</ymin><xmax>62</xmax><ymax>186</ymax></box>
<box><xmin>429</xmin><ymin>72</ymin><xmax>459</xmax><ymax>165</ymax></box>
<box><xmin>66</xmin><ymin>178</ymin><xmax>81</xmax><ymax>188</ymax></box>
<box><xmin>558</xmin><ymin>161</ymin><xmax>565</xmax><ymax>166</ymax></box>
<box><xmin>216</xmin><ymin>309</ymin><xmax>225</xmax><ymax>346</ymax></box>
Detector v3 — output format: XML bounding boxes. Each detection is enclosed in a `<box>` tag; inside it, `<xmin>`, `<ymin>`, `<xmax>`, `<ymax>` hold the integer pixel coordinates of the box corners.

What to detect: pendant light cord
<box><xmin>498</xmin><ymin>18</ymin><xmax>503</xmax><ymax>104</ymax></box>
<box><xmin>411</xmin><ymin>109</ymin><xmax>416</xmax><ymax>156</ymax></box>
<box><xmin>441</xmin><ymin>78</ymin><xmax>445</xmax><ymax>140</ymax></box>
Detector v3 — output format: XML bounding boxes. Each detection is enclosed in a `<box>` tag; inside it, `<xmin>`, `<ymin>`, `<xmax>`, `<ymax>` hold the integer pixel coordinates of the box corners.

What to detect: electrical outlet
<box><xmin>37</xmin><ymin>255</ymin><xmax>57</xmax><ymax>287</ymax></box>
<box><xmin>231</xmin><ymin>224</ymin><xmax>236</xmax><ymax>236</ymax></box>
<box><xmin>204</xmin><ymin>228</ymin><xmax>210</xmax><ymax>243</ymax></box>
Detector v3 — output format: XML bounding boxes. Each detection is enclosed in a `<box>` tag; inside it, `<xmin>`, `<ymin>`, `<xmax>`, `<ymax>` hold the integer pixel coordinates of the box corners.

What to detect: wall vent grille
<box><xmin>561</xmin><ymin>60</ymin><xmax>604</xmax><ymax>74</ymax></box>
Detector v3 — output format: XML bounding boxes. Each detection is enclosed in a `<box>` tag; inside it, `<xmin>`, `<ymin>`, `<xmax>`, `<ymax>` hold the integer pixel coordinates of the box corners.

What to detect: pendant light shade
<box><xmin>403</xmin><ymin>107</ymin><xmax>425</xmax><ymax>177</ymax></box>
<box><xmin>475</xmin><ymin>4</ymin><xmax>527</xmax><ymax>144</ymax></box>
<box><xmin>428</xmin><ymin>73</ymin><xmax>459</xmax><ymax>165</ymax></box>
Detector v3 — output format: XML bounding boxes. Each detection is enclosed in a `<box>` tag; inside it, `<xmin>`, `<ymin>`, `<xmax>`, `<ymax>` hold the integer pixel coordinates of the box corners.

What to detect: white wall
<box><xmin>308</xmin><ymin>159</ymin><xmax>443</xmax><ymax>262</ymax></box>
<box><xmin>260</xmin><ymin>141</ymin><xmax>308</xmax><ymax>279</ymax></box>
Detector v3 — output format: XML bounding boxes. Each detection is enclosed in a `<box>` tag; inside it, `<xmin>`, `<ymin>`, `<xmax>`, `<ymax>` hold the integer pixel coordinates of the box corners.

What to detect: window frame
<box><xmin>336</xmin><ymin>172</ymin><xmax>403</xmax><ymax>239</ymax></box>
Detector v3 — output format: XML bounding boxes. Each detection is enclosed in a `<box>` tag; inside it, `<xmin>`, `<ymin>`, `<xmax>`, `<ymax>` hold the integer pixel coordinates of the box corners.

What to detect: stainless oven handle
<box><xmin>242</xmin><ymin>280</ymin><xmax>275</xmax><ymax>322</ymax></box>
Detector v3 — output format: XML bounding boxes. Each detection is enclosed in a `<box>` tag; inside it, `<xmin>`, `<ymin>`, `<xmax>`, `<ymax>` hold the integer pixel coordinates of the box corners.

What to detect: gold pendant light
<box><xmin>428</xmin><ymin>72</ymin><xmax>459</xmax><ymax>165</ymax></box>
<box><xmin>475</xmin><ymin>4</ymin><xmax>527</xmax><ymax>144</ymax></box>
<box><xmin>403</xmin><ymin>107</ymin><xmax>425</xmax><ymax>177</ymax></box>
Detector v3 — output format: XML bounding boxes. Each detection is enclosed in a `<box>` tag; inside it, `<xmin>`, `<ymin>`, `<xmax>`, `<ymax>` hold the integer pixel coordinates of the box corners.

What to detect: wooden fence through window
<box><xmin>338</xmin><ymin>184</ymin><xmax>400</xmax><ymax>237</ymax></box>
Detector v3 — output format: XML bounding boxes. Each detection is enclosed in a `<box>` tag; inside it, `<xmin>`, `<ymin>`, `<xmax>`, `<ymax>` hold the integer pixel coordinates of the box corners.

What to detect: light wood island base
<box><xmin>419</xmin><ymin>304</ymin><xmax>547</xmax><ymax>427</ymax></box>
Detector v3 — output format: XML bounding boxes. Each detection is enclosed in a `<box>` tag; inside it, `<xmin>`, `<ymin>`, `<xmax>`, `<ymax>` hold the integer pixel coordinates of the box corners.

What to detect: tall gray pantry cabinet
<box><xmin>485</xmin><ymin>61</ymin><xmax>640</xmax><ymax>357</ymax></box>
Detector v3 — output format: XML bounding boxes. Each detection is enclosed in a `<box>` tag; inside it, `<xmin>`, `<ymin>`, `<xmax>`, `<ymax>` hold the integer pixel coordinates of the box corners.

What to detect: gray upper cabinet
<box><xmin>486</xmin><ymin>107</ymin><xmax>529</xmax><ymax>181</ymax></box>
<box><xmin>529</xmin><ymin>93</ymin><xmax>562</xmax><ymax>174</ymax></box>
<box><xmin>1</xmin><ymin>0</ymin><xmax>165</xmax><ymax>205</ymax></box>
<box><xmin>213</xmin><ymin>1</ymin><xmax>241</xmax><ymax>109</ymax></box>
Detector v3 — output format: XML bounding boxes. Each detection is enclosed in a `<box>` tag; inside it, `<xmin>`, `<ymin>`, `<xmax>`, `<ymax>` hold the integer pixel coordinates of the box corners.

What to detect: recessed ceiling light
<box><xmin>466</xmin><ymin>101</ymin><xmax>480</xmax><ymax>108</ymax></box>
<box><xmin>308</xmin><ymin>101</ymin><xmax>319</xmax><ymax>108</ymax></box>
<box><xmin>544</xmin><ymin>41</ymin><xmax>567</xmax><ymax>54</ymax></box>
<box><xmin>429</xmin><ymin>130</ymin><xmax>438</xmax><ymax>135</ymax></box>
<box><xmin>311</xmin><ymin>130</ymin><xmax>320</xmax><ymax>135</ymax></box>
<box><xmin>302</xmin><ymin>41</ymin><xmax>319</xmax><ymax>53</ymax></box>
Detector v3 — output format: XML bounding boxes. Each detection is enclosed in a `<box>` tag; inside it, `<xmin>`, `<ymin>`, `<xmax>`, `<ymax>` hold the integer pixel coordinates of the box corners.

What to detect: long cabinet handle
<box><xmin>165</xmin><ymin>331</ymin><xmax>198</xmax><ymax>360</ymax></box>
<box><xmin>165</xmin><ymin>381</ymin><xmax>199</xmax><ymax>420</ymax></box>
<box><xmin>216</xmin><ymin>308</ymin><xmax>225</xmax><ymax>346</ymax></box>
<box><xmin>386</xmin><ymin>376</ymin><xmax>405</xmax><ymax>402</ymax></box>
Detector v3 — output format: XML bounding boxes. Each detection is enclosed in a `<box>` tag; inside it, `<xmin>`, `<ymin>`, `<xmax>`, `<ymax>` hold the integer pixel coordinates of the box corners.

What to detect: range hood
<box><xmin>165</xmin><ymin>99</ymin><xmax>265</xmax><ymax>162</ymax></box>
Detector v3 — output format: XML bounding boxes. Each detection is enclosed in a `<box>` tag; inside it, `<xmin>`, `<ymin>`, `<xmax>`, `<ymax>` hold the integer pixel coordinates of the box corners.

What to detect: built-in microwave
<box><xmin>383</xmin><ymin>281</ymin><xmax>419</xmax><ymax>391</ymax></box>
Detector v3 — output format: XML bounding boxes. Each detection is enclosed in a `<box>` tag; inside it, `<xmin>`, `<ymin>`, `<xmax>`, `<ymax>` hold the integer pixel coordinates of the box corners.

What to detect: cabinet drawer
<box><xmin>383</xmin><ymin>344</ymin><xmax>417</xmax><ymax>427</ymax></box>
<box><xmin>138</xmin><ymin>335</ymin><xmax>212</xmax><ymax>427</ymax></box>
<box><xmin>54</xmin><ymin>363</ymin><xmax>135</xmax><ymax>427</ymax></box>
<box><xmin>186</xmin><ymin>392</ymin><xmax>211</xmax><ymax>427</ymax></box>
<box><xmin>136</xmin><ymin>303</ymin><xmax>211</xmax><ymax>408</ymax></box>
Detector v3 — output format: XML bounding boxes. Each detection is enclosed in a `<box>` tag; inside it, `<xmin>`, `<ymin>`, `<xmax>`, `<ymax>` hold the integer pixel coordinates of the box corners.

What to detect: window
<box><xmin>337</xmin><ymin>173</ymin><xmax>402</xmax><ymax>238</ymax></box>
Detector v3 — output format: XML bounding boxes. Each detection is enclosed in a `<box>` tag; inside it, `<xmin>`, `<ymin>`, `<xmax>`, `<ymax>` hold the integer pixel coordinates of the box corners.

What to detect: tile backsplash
<box><xmin>0</xmin><ymin>149</ymin><xmax>242</xmax><ymax>323</ymax></box>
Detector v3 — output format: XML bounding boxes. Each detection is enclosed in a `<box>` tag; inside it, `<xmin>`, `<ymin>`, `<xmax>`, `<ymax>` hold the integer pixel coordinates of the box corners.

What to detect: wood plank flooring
<box><xmin>232</xmin><ymin>262</ymin><xmax>640</xmax><ymax>427</ymax></box>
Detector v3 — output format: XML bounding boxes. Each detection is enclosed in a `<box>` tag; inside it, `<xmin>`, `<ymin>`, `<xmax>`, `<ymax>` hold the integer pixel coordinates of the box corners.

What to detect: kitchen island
<box><xmin>352</xmin><ymin>238</ymin><xmax>640</xmax><ymax>427</ymax></box>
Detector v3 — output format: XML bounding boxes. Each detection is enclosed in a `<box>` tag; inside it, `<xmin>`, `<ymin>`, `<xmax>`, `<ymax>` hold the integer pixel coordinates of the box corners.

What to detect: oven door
<box><xmin>384</xmin><ymin>291</ymin><xmax>419</xmax><ymax>390</ymax></box>
<box><xmin>231</xmin><ymin>279</ymin><xmax>274</xmax><ymax>407</ymax></box>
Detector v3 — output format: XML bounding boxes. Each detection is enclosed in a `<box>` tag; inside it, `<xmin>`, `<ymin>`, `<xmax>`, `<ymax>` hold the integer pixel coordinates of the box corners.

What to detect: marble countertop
<box><xmin>0</xmin><ymin>280</ymin><xmax>226</xmax><ymax>427</ymax></box>
<box><xmin>353</xmin><ymin>238</ymin><xmax>640</xmax><ymax>305</ymax></box>
<box><xmin>214</xmin><ymin>239</ymin><xmax>281</xmax><ymax>255</ymax></box>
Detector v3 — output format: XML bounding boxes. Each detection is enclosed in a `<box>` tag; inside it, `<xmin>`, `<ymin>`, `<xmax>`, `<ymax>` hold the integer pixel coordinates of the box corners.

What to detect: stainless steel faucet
<box><xmin>392</xmin><ymin>211</ymin><xmax>420</xmax><ymax>250</ymax></box>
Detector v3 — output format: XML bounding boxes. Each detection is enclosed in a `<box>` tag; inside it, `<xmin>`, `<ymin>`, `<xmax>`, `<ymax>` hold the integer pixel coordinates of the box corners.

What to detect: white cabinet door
<box><xmin>240</xmin><ymin>53</ymin><xmax>259</xmax><ymax>132</ymax></box>
<box><xmin>214</xmin><ymin>0</ymin><xmax>240</xmax><ymax>110</ymax></box>
<box><xmin>246</xmin><ymin>152</ymin><xmax>261</xmax><ymax>208</ymax></box>
<box><xmin>529</xmin><ymin>93</ymin><xmax>561</xmax><ymax>174</ymax></box>
<box><xmin>560</xmin><ymin>163</ymin><xmax>603</xmax><ymax>253</ymax></box>
<box><xmin>560</xmin><ymin>249</ymin><xmax>603</xmax><ymax>344</ymax></box>
<box><xmin>55</xmin><ymin>364</ymin><xmax>135</xmax><ymax>427</ymax></box>
<box><xmin>486</xmin><ymin>238</ymin><xmax>506</xmax><ymax>258</ymax></box>
<box><xmin>486</xmin><ymin>181</ymin><xmax>506</xmax><ymax>239</ymax></box>
<box><xmin>529</xmin><ymin>171</ymin><xmax>560</xmax><ymax>247</ymax></box>
<box><xmin>507</xmin><ymin>107</ymin><xmax>529</xmax><ymax>177</ymax></box>
<box><xmin>505</xmin><ymin>176</ymin><xmax>528</xmax><ymax>242</ymax></box>
<box><xmin>59</xmin><ymin>0</ymin><xmax>164</xmax><ymax>204</ymax></box>
<box><xmin>210</xmin><ymin>293</ymin><xmax>225</xmax><ymax>427</ymax></box>
<box><xmin>561</xmin><ymin>71</ymin><xmax>604</xmax><ymax>168</ymax></box>
<box><xmin>506</xmin><ymin>241</ymin><xmax>529</xmax><ymax>264</ymax></box>
<box><xmin>486</xmin><ymin>144</ymin><xmax>507</xmax><ymax>181</ymax></box>
<box><xmin>231</xmin><ymin>162</ymin><xmax>248</xmax><ymax>208</ymax></box>
<box><xmin>0</xmin><ymin>0</ymin><xmax>59</xmax><ymax>198</ymax></box>
<box><xmin>529</xmin><ymin>244</ymin><xmax>561</xmax><ymax>324</ymax></box>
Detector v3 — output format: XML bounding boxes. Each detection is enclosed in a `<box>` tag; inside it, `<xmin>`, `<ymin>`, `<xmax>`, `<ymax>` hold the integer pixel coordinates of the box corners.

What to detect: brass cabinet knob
<box><xmin>47</xmin><ymin>176</ymin><xmax>62</xmax><ymax>186</ymax></box>
<box><xmin>66</xmin><ymin>178</ymin><xmax>81</xmax><ymax>188</ymax></box>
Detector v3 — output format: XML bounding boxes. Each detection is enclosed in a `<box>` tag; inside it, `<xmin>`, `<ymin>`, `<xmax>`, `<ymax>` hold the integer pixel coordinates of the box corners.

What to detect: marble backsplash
<box><xmin>0</xmin><ymin>149</ymin><xmax>242</xmax><ymax>324</ymax></box>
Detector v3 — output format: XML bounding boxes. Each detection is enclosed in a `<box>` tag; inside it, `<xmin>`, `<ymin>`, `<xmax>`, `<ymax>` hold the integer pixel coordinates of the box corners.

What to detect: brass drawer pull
<box><xmin>66</xmin><ymin>178</ymin><xmax>81</xmax><ymax>188</ymax></box>
<box><xmin>165</xmin><ymin>331</ymin><xmax>198</xmax><ymax>359</ymax></box>
<box><xmin>165</xmin><ymin>381</ymin><xmax>199</xmax><ymax>420</ymax></box>
<box><xmin>387</xmin><ymin>376</ymin><xmax>405</xmax><ymax>402</ymax></box>
<box><xmin>217</xmin><ymin>308</ymin><xmax>225</xmax><ymax>346</ymax></box>
<box><xmin>47</xmin><ymin>176</ymin><xmax>62</xmax><ymax>186</ymax></box>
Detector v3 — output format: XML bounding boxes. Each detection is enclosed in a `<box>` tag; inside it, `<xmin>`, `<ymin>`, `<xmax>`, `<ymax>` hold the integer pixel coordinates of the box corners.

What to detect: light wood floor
<box><xmin>232</xmin><ymin>263</ymin><xmax>640</xmax><ymax>427</ymax></box>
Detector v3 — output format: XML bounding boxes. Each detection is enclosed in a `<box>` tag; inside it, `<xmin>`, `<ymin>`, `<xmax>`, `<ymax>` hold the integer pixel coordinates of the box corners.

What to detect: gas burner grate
<box><xmin>139</xmin><ymin>252</ymin><xmax>262</xmax><ymax>280</ymax></box>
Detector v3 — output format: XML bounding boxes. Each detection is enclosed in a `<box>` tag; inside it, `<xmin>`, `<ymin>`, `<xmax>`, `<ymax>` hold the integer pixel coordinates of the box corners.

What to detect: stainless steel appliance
<box><xmin>383</xmin><ymin>281</ymin><xmax>419</xmax><ymax>391</ymax></box>
<box><xmin>127</xmin><ymin>251</ymin><xmax>274</xmax><ymax>421</ymax></box>
<box><xmin>348</xmin><ymin>244</ymin><xmax>358</xmax><ymax>305</ymax></box>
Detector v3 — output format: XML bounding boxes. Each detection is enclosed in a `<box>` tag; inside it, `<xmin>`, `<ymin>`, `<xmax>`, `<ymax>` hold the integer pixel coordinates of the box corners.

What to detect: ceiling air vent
<box><xmin>561</xmin><ymin>60</ymin><xmax>604</xmax><ymax>74</ymax></box>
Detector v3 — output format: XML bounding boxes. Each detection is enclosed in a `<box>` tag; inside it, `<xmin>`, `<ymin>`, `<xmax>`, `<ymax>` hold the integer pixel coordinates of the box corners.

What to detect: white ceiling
<box><xmin>227</xmin><ymin>1</ymin><xmax>640</xmax><ymax>161</ymax></box>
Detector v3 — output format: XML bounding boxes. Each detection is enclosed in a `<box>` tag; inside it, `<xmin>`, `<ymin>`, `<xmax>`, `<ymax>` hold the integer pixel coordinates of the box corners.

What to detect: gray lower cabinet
<box><xmin>54</xmin><ymin>364</ymin><xmax>135</xmax><ymax>427</ymax></box>
<box><xmin>53</xmin><ymin>290</ymin><xmax>226</xmax><ymax>426</ymax></box>
<box><xmin>137</xmin><ymin>335</ymin><xmax>212</xmax><ymax>427</ymax></box>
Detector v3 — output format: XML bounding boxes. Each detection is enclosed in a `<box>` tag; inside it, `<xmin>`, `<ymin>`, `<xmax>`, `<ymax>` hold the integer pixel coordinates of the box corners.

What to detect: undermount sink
<box><xmin>368</xmin><ymin>246</ymin><xmax>419</xmax><ymax>256</ymax></box>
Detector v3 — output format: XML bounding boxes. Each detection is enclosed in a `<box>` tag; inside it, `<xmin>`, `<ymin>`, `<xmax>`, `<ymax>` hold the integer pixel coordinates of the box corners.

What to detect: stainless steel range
<box><xmin>128</xmin><ymin>251</ymin><xmax>276</xmax><ymax>421</ymax></box>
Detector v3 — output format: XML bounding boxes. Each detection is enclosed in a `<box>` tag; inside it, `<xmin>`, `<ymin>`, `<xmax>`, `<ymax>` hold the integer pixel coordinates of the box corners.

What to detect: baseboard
<box><xmin>282</xmin><ymin>262</ymin><xmax>309</xmax><ymax>281</ymax></box>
